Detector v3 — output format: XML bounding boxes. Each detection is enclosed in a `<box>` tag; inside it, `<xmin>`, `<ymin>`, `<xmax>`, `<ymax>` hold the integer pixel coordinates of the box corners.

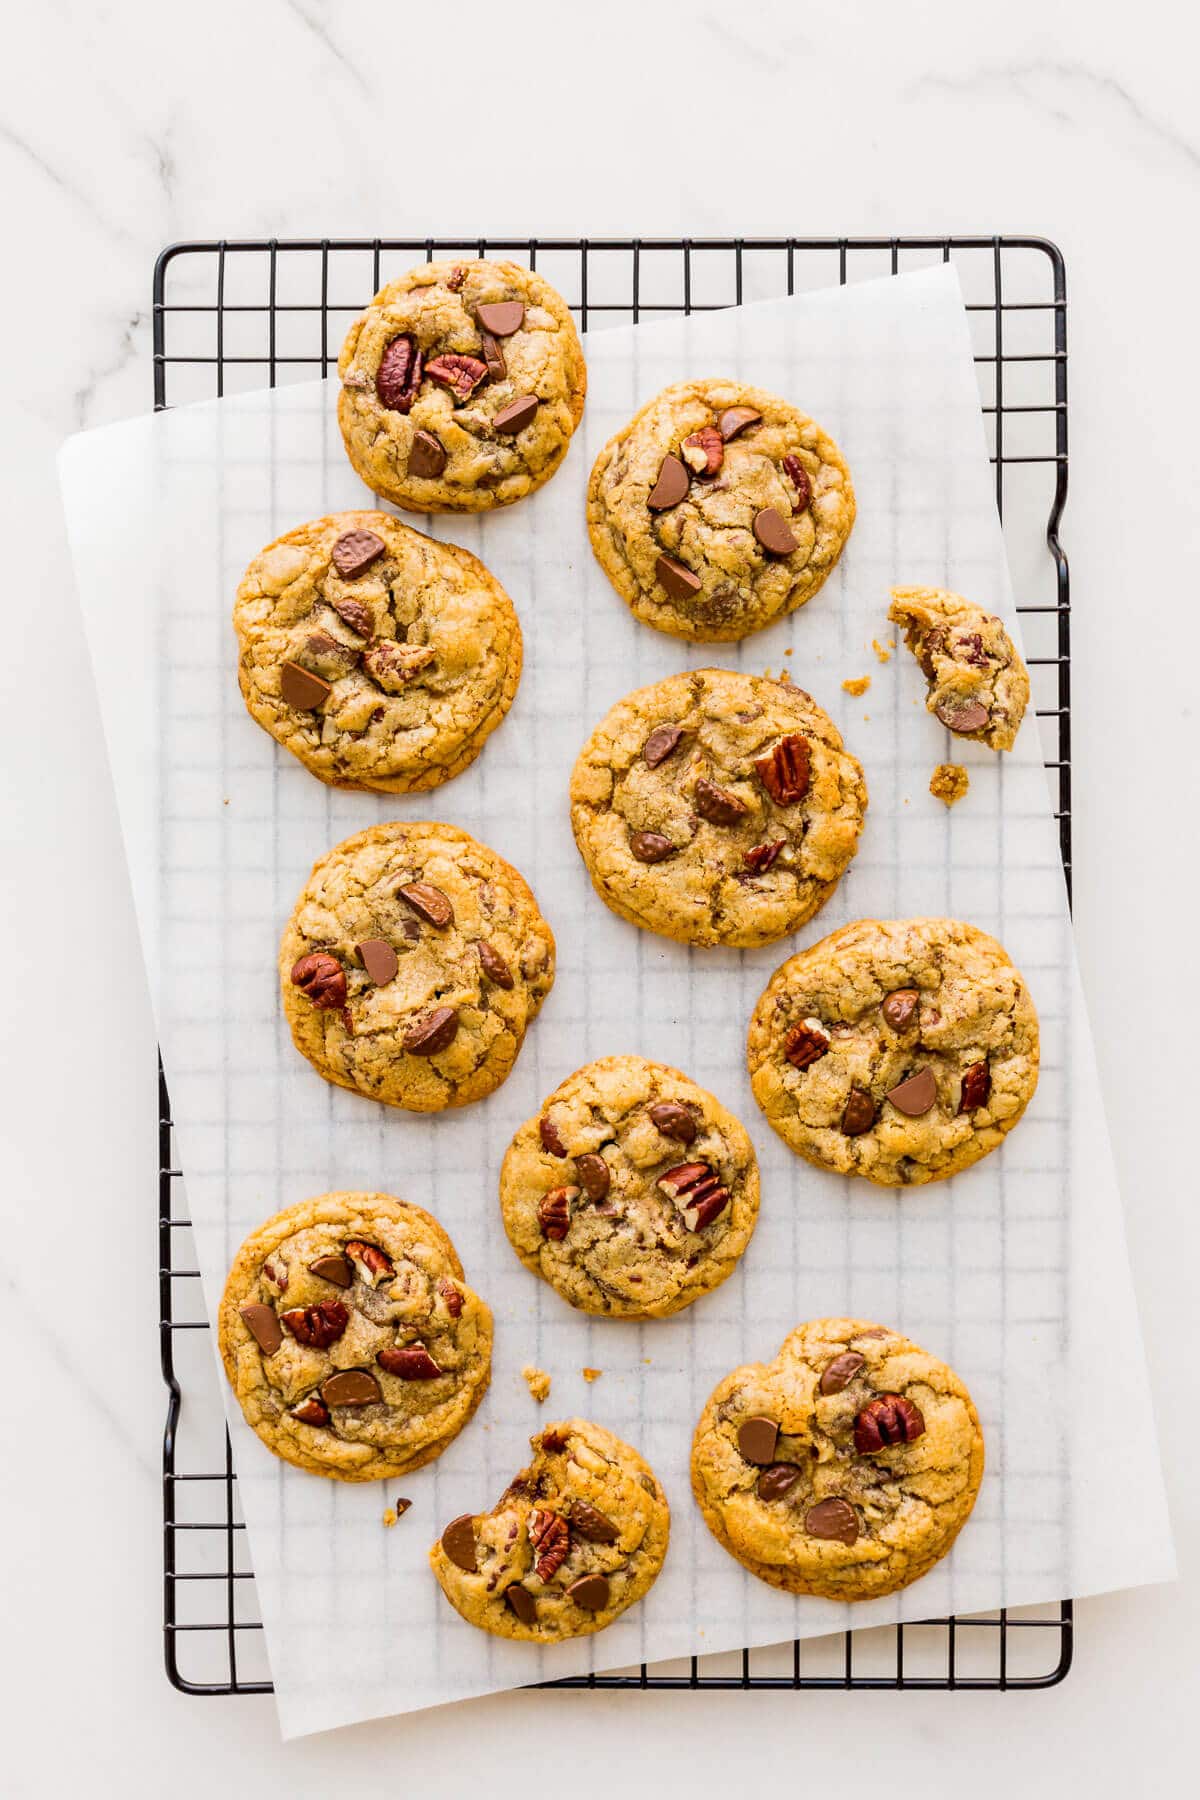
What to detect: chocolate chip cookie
<box><xmin>889</xmin><ymin>587</ymin><xmax>1030</xmax><ymax>751</ymax></box>
<box><xmin>233</xmin><ymin>511</ymin><xmax>522</xmax><ymax>792</ymax></box>
<box><xmin>747</xmin><ymin>917</ymin><xmax>1039</xmax><ymax>1185</ymax></box>
<box><xmin>570</xmin><ymin>668</ymin><xmax>867</xmax><ymax>949</ymax></box>
<box><xmin>218</xmin><ymin>1193</ymin><xmax>492</xmax><ymax>1482</ymax></box>
<box><xmin>499</xmin><ymin>1056</ymin><xmax>760</xmax><ymax>1319</ymax></box>
<box><xmin>587</xmin><ymin>380</ymin><xmax>855</xmax><ymax>640</ymax></box>
<box><xmin>691</xmin><ymin>1319</ymin><xmax>984</xmax><ymax>1601</ymax></box>
<box><xmin>430</xmin><ymin>1419</ymin><xmax>669</xmax><ymax>1641</ymax></box>
<box><xmin>338</xmin><ymin>260</ymin><xmax>586</xmax><ymax>513</ymax></box>
<box><xmin>280</xmin><ymin>822</ymin><xmax>555</xmax><ymax>1112</ymax></box>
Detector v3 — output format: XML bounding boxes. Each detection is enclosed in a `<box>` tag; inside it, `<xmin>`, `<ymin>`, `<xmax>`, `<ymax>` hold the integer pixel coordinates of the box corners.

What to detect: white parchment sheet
<box><xmin>62</xmin><ymin>266</ymin><xmax>1174</xmax><ymax>1736</ymax></box>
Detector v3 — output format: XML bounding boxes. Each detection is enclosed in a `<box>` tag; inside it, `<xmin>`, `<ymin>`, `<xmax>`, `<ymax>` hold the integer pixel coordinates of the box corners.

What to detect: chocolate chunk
<box><xmin>629</xmin><ymin>830</ymin><xmax>677</xmax><ymax>864</ymax></box>
<box><xmin>441</xmin><ymin>1514</ymin><xmax>478</xmax><ymax>1573</ymax></box>
<box><xmin>647</xmin><ymin>453</ymin><xmax>689</xmax><ymax>511</ymax></box>
<box><xmin>477</xmin><ymin>941</ymin><xmax>515</xmax><ymax>989</ymax></box>
<box><xmin>757</xmin><ymin>1463</ymin><xmax>801</xmax><ymax>1501</ymax></box>
<box><xmin>320</xmin><ymin>1369</ymin><xmax>382</xmax><ymax>1407</ymax></box>
<box><xmin>493</xmin><ymin>395</ymin><xmax>539</xmax><ymax>434</ymax></box>
<box><xmin>356</xmin><ymin>938</ymin><xmax>398</xmax><ymax>985</ymax></box>
<box><xmin>280</xmin><ymin>660</ymin><xmax>332</xmax><ymax>711</ymax></box>
<box><xmin>308</xmin><ymin>1255</ymin><xmax>353</xmax><ymax>1289</ymax></box>
<box><xmin>566</xmin><ymin>1573</ymin><xmax>610</xmax><ymax>1611</ymax></box>
<box><xmin>840</xmin><ymin>1088</ymin><xmax>877</xmax><ymax>1136</ymax></box>
<box><xmin>648</xmin><ymin>1101</ymin><xmax>698</xmax><ymax>1143</ymax></box>
<box><xmin>693</xmin><ymin>777</ymin><xmax>747</xmax><ymax>826</ymax></box>
<box><xmin>655</xmin><ymin>554</ymin><xmax>702</xmax><ymax>601</ymax></box>
<box><xmin>476</xmin><ymin>300</ymin><xmax>525</xmax><ymax>336</ymax></box>
<box><xmin>737</xmin><ymin>1416</ymin><xmax>779</xmax><ymax>1465</ymax></box>
<box><xmin>819</xmin><ymin>1350</ymin><xmax>866</xmax><ymax>1395</ymax></box>
<box><xmin>575</xmin><ymin>1153</ymin><xmax>611</xmax><ymax>1200</ymax></box>
<box><xmin>959</xmin><ymin>1060</ymin><xmax>991</xmax><ymax>1113</ymax></box>
<box><xmin>402</xmin><ymin>1006</ymin><xmax>459</xmax><ymax>1055</ymax></box>
<box><xmin>479</xmin><ymin>330</ymin><xmax>506</xmax><ymax>381</ymax></box>
<box><xmin>539</xmin><ymin>1115</ymin><xmax>568</xmax><ymax>1157</ymax></box>
<box><xmin>753</xmin><ymin>507</ymin><xmax>799</xmax><ymax>556</ymax></box>
<box><xmin>936</xmin><ymin>697</ymin><xmax>990</xmax><ymax>734</ymax></box>
<box><xmin>239</xmin><ymin>1303</ymin><xmax>282</xmax><ymax>1355</ymax></box>
<box><xmin>397</xmin><ymin>881</ymin><xmax>455</xmax><ymax>928</ymax></box>
<box><xmin>570</xmin><ymin>1501</ymin><xmax>619</xmax><ymax>1544</ymax></box>
<box><xmin>804</xmin><ymin>1497</ymin><xmax>859</xmax><ymax>1544</ymax></box>
<box><xmin>504</xmin><ymin>1583</ymin><xmax>537</xmax><ymax>1625</ymax></box>
<box><xmin>718</xmin><ymin>405</ymin><xmax>761</xmax><ymax>441</ymax></box>
<box><xmin>331</xmin><ymin>529</ymin><xmax>386</xmax><ymax>579</ymax></box>
<box><xmin>331</xmin><ymin>595</ymin><xmax>373</xmax><ymax>636</ymax></box>
<box><xmin>407</xmin><ymin>429</ymin><xmax>447</xmax><ymax>479</ymax></box>
<box><xmin>886</xmin><ymin>1067</ymin><xmax>938</xmax><ymax>1117</ymax></box>
<box><xmin>881</xmin><ymin>989</ymin><xmax>919</xmax><ymax>1031</ymax></box>
<box><xmin>642</xmin><ymin>724</ymin><xmax>684</xmax><ymax>768</ymax></box>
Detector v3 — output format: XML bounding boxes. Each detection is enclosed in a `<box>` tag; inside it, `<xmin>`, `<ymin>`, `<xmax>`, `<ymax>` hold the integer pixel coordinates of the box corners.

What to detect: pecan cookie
<box><xmin>233</xmin><ymin>511</ymin><xmax>521</xmax><ymax>793</ymax></box>
<box><xmin>747</xmin><ymin>917</ymin><xmax>1039</xmax><ymax>1185</ymax></box>
<box><xmin>570</xmin><ymin>668</ymin><xmax>867</xmax><ymax>949</ymax></box>
<box><xmin>281</xmin><ymin>822</ymin><xmax>555</xmax><ymax>1112</ymax></box>
<box><xmin>499</xmin><ymin>1056</ymin><xmax>760</xmax><ymax>1319</ymax></box>
<box><xmin>218</xmin><ymin>1193</ymin><xmax>492</xmax><ymax>1482</ymax></box>
<box><xmin>587</xmin><ymin>380</ymin><xmax>855</xmax><ymax>640</ymax></box>
<box><xmin>430</xmin><ymin>1419</ymin><xmax>669</xmax><ymax>1641</ymax></box>
<box><xmin>889</xmin><ymin>587</ymin><xmax>1030</xmax><ymax>751</ymax></box>
<box><xmin>691</xmin><ymin>1319</ymin><xmax>984</xmax><ymax>1600</ymax></box>
<box><xmin>338</xmin><ymin>260</ymin><xmax>586</xmax><ymax>513</ymax></box>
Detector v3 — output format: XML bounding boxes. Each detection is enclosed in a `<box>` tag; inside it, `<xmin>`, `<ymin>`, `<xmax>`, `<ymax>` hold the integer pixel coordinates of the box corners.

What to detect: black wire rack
<box><xmin>155</xmin><ymin>236</ymin><xmax>1072</xmax><ymax>1697</ymax></box>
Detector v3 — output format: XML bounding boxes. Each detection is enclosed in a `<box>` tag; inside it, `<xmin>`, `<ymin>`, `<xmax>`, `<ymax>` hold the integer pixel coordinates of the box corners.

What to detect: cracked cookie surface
<box><xmin>280</xmin><ymin>822</ymin><xmax>555</xmax><ymax>1112</ymax></box>
<box><xmin>218</xmin><ymin>1193</ymin><xmax>492</xmax><ymax>1482</ymax></box>
<box><xmin>499</xmin><ymin>1056</ymin><xmax>760</xmax><ymax>1319</ymax></box>
<box><xmin>233</xmin><ymin>510</ymin><xmax>522</xmax><ymax>792</ymax></box>
<box><xmin>747</xmin><ymin>917</ymin><xmax>1039</xmax><ymax>1185</ymax></box>
<box><xmin>587</xmin><ymin>380</ymin><xmax>855</xmax><ymax>641</ymax></box>
<box><xmin>430</xmin><ymin>1418</ymin><xmax>669</xmax><ymax>1641</ymax></box>
<box><xmin>692</xmin><ymin>1319</ymin><xmax>983</xmax><ymax>1600</ymax></box>
<box><xmin>338</xmin><ymin>260</ymin><xmax>586</xmax><ymax>513</ymax></box>
<box><xmin>570</xmin><ymin>668</ymin><xmax>867</xmax><ymax>949</ymax></box>
<box><xmin>889</xmin><ymin>587</ymin><xmax>1030</xmax><ymax>752</ymax></box>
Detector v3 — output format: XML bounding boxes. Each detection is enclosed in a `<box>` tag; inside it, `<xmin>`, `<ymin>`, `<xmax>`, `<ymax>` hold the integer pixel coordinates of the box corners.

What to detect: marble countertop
<box><xmin>3</xmin><ymin>0</ymin><xmax>1194</xmax><ymax>1791</ymax></box>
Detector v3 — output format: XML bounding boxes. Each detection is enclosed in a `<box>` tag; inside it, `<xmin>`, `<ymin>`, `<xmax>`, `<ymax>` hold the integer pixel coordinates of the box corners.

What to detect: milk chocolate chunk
<box><xmin>407</xmin><ymin>429</ymin><xmax>447</xmax><ymax>478</ymax></box>
<box><xmin>280</xmin><ymin>661</ymin><xmax>332</xmax><ymax>711</ymax></box>
<box><xmin>239</xmin><ymin>1303</ymin><xmax>282</xmax><ymax>1355</ymax></box>
<box><xmin>885</xmin><ymin>1067</ymin><xmax>938</xmax><ymax>1117</ymax></box>
<box><xmin>331</xmin><ymin>529</ymin><xmax>386</xmax><ymax>579</ymax></box>
<box><xmin>737</xmin><ymin>1416</ymin><xmax>779</xmax><ymax>1465</ymax></box>
<box><xmin>647</xmin><ymin>453</ymin><xmax>689</xmax><ymax>511</ymax></box>
<box><xmin>655</xmin><ymin>554</ymin><xmax>702</xmax><ymax>601</ymax></box>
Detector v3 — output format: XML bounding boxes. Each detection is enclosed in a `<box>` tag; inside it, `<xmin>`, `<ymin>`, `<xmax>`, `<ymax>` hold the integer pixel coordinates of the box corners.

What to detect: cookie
<box><xmin>587</xmin><ymin>380</ymin><xmax>855</xmax><ymax>640</ymax></box>
<box><xmin>280</xmin><ymin>822</ymin><xmax>555</xmax><ymax>1113</ymax></box>
<box><xmin>747</xmin><ymin>917</ymin><xmax>1039</xmax><ymax>1186</ymax></box>
<box><xmin>218</xmin><ymin>1193</ymin><xmax>492</xmax><ymax>1482</ymax></box>
<box><xmin>499</xmin><ymin>1056</ymin><xmax>760</xmax><ymax>1319</ymax></box>
<box><xmin>430</xmin><ymin>1418</ymin><xmax>669</xmax><ymax>1641</ymax></box>
<box><xmin>691</xmin><ymin>1319</ymin><xmax>984</xmax><ymax>1601</ymax></box>
<box><xmin>888</xmin><ymin>587</ymin><xmax>1030</xmax><ymax>752</ymax></box>
<box><xmin>338</xmin><ymin>259</ymin><xmax>586</xmax><ymax>513</ymax></box>
<box><xmin>570</xmin><ymin>668</ymin><xmax>867</xmax><ymax>949</ymax></box>
<box><xmin>233</xmin><ymin>510</ymin><xmax>521</xmax><ymax>793</ymax></box>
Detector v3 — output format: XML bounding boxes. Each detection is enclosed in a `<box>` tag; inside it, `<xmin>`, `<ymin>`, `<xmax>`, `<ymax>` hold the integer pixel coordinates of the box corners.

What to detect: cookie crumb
<box><xmin>842</xmin><ymin>675</ymin><xmax>870</xmax><ymax>697</ymax></box>
<box><xmin>522</xmin><ymin>1364</ymin><xmax>552</xmax><ymax>1403</ymax></box>
<box><xmin>383</xmin><ymin>1496</ymin><xmax>412</xmax><ymax>1528</ymax></box>
<box><xmin>930</xmin><ymin>763</ymin><xmax>970</xmax><ymax>807</ymax></box>
<box><xmin>872</xmin><ymin>637</ymin><xmax>894</xmax><ymax>663</ymax></box>
<box><xmin>784</xmin><ymin>647</ymin><xmax>793</xmax><ymax>657</ymax></box>
<box><xmin>582</xmin><ymin>1367</ymin><xmax>603</xmax><ymax>1383</ymax></box>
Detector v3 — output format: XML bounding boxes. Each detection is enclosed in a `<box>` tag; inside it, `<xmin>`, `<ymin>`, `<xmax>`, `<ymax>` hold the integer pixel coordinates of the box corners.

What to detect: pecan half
<box><xmin>854</xmin><ymin>1393</ymin><xmax>926</xmax><ymax>1454</ymax></box>
<box><xmin>425</xmin><ymin>352</ymin><xmax>488</xmax><ymax>401</ymax></box>
<box><xmin>403</xmin><ymin>1006</ymin><xmax>459</xmax><ymax>1055</ymax></box>
<box><xmin>528</xmin><ymin>1509</ymin><xmax>570</xmax><ymax>1582</ymax></box>
<box><xmin>754</xmin><ymin>734</ymin><xmax>811</xmax><ymax>805</ymax></box>
<box><xmin>397</xmin><ymin>881</ymin><xmax>455</xmax><ymax>928</ymax></box>
<box><xmin>629</xmin><ymin>830</ymin><xmax>678</xmax><ymax>864</ymax></box>
<box><xmin>958</xmin><ymin>1060</ymin><xmax>991</xmax><ymax>1112</ymax></box>
<box><xmin>693</xmin><ymin>776</ymin><xmax>748</xmax><ymax>826</ymax></box>
<box><xmin>681</xmin><ymin>424</ymin><xmax>723</xmax><ymax>477</ymax></box>
<box><xmin>344</xmin><ymin>1240</ymin><xmax>394</xmax><ymax>1287</ymax></box>
<box><xmin>784</xmin><ymin>1019</ymin><xmax>830</xmax><ymax>1070</ymax></box>
<box><xmin>955</xmin><ymin>632</ymin><xmax>990</xmax><ymax>668</ymax></box>
<box><xmin>445</xmin><ymin>265</ymin><xmax>466</xmax><ymax>292</ymax></box>
<box><xmin>538</xmin><ymin>1186</ymin><xmax>577</xmax><ymax>1240</ymax></box>
<box><xmin>782</xmin><ymin>453</ymin><xmax>812</xmax><ymax>512</ymax></box>
<box><xmin>438</xmin><ymin>1277</ymin><xmax>464</xmax><ymax>1319</ymax></box>
<box><xmin>377</xmin><ymin>1342</ymin><xmax>442</xmax><ymax>1379</ymax></box>
<box><xmin>280</xmin><ymin>1301</ymin><xmax>349</xmax><ymax>1349</ymax></box>
<box><xmin>362</xmin><ymin>639</ymin><xmax>435</xmax><ymax>692</ymax></box>
<box><xmin>290</xmin><ymin>1395</ymin><xmax>331</xmax><ymax>1428</ymax></box>
<box><xmin>539</xmin><ymin>1114</ymin><xmax>567</xmax><ymax>1156</ymax></box>
<box><xmin>657</xmin><ymin>1161</ymin><xmax>730</xmax><ymax>1232</ymax></box>
<box><xmin>376</xmin><ymin>334</ymin><xmax>423</xmax><ymax>412</ymax></box>
<box><xmin>290</xmin><ymin>952</ymin><xmax>346</xmax><ymax>1010</ymax></box>
<box><xmin>743</xmin><ymin>840</ymin><xmax>786</xmax><ymax>874</ymax></box>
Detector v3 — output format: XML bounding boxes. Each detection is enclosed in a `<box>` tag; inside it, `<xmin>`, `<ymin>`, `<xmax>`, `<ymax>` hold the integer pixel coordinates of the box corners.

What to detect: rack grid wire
<box><xmin>154</xmin><ymin>235</ymin><xmax>1072</xmax><ymax>1697</ymax></box>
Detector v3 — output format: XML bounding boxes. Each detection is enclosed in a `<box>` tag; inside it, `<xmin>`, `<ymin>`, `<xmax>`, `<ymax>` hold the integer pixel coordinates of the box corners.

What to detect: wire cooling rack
<box><xmin>155</xmin><ymin>236</ymin><xmax>1072</xmax><ymax>1696</ymax></box>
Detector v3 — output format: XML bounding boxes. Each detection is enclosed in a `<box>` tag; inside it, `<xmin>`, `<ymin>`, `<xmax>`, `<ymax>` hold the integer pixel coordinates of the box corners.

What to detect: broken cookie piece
<box><xmin>522</xmin><ymin>1365</ymin><xmax>552</xmax><ymax>1403</ymax></box>
<box><xmin>888</xmin><ymin>587</ymin><xmax>1029</xmax><ymax>752</ymax></box>
<box><xmin>929</xmin><ymin>763</ymin><xmax>970</xmax><ymax>806</ymax></box>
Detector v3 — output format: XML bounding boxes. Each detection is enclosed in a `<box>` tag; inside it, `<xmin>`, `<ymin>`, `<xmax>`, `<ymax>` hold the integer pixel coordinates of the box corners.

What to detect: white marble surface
<box><xmin>2</xmin><ymin>0</ymin><xmax>1196</xmax><ymax>1791</ymax></box>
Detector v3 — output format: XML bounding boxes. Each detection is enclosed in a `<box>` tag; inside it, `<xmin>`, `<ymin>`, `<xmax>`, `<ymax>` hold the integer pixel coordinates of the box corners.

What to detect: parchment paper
<box><xmin>61</xmin><ymin>265</ymin><xmax>1174</xmax><ymax>1737</ymax></box>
